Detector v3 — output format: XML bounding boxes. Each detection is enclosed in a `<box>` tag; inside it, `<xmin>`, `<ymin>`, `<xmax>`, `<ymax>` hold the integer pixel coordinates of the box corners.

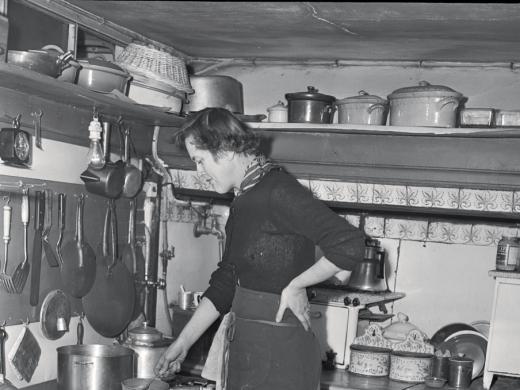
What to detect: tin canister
<box><xmin>448</xmin><ymin>356</ymin><xmax>473</xmax><ymax>388</ymax></box>
<box><xmin>496</xmin><ymin>236</ymin><xmax>520</xmax><ymax>271</ymax></box>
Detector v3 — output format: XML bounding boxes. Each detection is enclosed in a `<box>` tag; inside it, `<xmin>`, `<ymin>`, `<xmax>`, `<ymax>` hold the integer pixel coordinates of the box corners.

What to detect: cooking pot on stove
<box><xmin>57</xmin><ymin>344</ymin><xmax>135</xmax><ymax>390</ymax></box>
<box><xmin>285</xmin><ymin>86</ymin><xmax>336</xmax><ymax>123</ymax></box>
<box><xmin>122</xmin><ymin>322</ymin><xmax>173</xmax><ymax>379</ymax></box>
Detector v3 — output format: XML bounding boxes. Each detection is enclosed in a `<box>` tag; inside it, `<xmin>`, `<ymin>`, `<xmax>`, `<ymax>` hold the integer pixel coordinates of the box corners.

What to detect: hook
<box><xmin>21</xmin><ymin>317</ymin><xmax>30</xmax><ymax>326</ymax></box>
<box><xmin>2</xmin><ymin>194</ymin><xmax>10</xmax><ymax>204</ymax></box>
<box><xmin>12</xmin><ymin>114</ymin><xmax>21</xmax><ymax>129</ymax></box>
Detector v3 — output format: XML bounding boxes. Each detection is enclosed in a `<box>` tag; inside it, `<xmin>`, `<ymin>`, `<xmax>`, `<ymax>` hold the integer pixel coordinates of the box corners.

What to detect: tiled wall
<box><xmin>168</xmin><ymin>168</ymin><xmax>520</xmax><ymax>246</ymax></box>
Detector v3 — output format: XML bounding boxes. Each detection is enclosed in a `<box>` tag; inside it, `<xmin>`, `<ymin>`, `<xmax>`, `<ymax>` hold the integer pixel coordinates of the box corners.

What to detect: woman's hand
<box><xmin>154</xmin><ymin>338</ymin><xmax>189</xmax><ymax>378</ymax></box>
<box><xmin>275</xmin><ymin>283</ymin><xmax>311</xmax><ymax>331</ymax></box>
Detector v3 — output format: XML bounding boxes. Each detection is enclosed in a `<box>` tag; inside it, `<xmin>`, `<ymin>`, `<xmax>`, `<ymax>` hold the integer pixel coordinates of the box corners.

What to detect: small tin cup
<box><xmin>431</xmin><ymin>355</ymin><xmax>449</xmax><ymax>380</ymax></box>
<box><xmin>448</xmin><ymin>356</ymin><xmax>473</xmax><ymax>388</ymax></box>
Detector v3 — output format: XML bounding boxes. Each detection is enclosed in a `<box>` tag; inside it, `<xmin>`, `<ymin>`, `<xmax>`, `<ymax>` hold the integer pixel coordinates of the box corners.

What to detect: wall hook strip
<box><xmin>0</xmin><ymin>180</ymin><xmax>47</xmax><ymax>189</ymax></box>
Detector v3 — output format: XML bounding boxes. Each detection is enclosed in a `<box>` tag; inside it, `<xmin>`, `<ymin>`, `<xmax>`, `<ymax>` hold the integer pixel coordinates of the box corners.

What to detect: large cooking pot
<box><xmin>387</xmin><ymin>81</ymin><xmax>466</xmax><ymax>127</ymax></box>
<box><xmin>57</xmin><ymin>344</ymin><xmax>135</xmax><ymax>390</ymax></box>
<box><xmin>335</xmin><ymin>90</ymin><xmax>388</xmax><ymax>125</ymax></box>
<box><xmin>122</xmin><ymin>322</ymin><xmax>173</xmax><ymax>379</ymax></box>
<box><xmin>285</xmin><ymin>86</ymin><xmax>335</xmax><ymax>124</ymax></box>
<box><xmin>7</xmin><ymin>49</ymin><xmax>72</xmax><ymax>77</ymax></box>
<box><xmin>184</xmin><ymin>75</ymin><xmax>243</xmax><ymax>114</ymax></box>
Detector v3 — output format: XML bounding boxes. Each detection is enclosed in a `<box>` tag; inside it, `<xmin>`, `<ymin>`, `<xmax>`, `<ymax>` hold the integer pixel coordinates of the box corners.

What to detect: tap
<box><xmin>192</xmin><ymin>204</ymin><xmax>225</xmax><ymax>261</ymax></box>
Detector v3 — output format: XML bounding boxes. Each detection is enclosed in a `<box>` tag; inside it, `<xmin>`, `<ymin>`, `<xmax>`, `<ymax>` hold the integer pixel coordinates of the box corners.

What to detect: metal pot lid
<box><xmin>336</xmin><ymin>90</ymin><xmax>386</xmax><ymax>105</ymax></box>
<box><xmin>285</xmin><ymin>86</ymin><xmax>335</xmax><ymax>103</ymax></box>
<box><xmin>388</xmin><ymin>81</ymin><xmax>463</xmax><ymax>99</ymax></box>
<box><xmin>128</xmin><ymin>322</ymin><xmax>163</xmax><ymax>343</ymax></box>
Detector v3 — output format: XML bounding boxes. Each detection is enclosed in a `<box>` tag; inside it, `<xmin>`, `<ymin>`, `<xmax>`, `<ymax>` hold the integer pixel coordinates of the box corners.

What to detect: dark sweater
<box><xmin>204</xmin><ymin>168</ymin><xmax>366</xmax><ymax>314</ymax></box>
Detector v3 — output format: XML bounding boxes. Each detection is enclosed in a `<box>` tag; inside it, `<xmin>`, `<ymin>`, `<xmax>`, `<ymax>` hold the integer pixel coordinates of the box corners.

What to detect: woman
<box><xmin>155</xmin><ymin>108</ymin><xmax>365</xmax><ymax>389</ymax></box>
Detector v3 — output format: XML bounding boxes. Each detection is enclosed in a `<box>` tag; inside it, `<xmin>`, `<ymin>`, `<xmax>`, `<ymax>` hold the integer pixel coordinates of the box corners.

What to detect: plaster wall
<box><xmin>156</xmin><ymin>63</ymin><xmax>516</xmax><ymax>340</ymax></box>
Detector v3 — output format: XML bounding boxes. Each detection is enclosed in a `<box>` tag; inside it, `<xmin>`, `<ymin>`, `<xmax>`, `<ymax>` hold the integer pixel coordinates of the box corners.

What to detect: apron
<box><xmin>224</xmin><ymin>287</ymin><xmax>321</xmax><ymax>390</ymax></box>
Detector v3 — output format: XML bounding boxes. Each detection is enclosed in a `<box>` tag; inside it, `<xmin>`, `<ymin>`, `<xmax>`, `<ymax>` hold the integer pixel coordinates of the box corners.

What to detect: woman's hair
<box><xmin>175</xmin><ymin>108</ymin><xmax>260</xmax><ymax>157</ymax></box>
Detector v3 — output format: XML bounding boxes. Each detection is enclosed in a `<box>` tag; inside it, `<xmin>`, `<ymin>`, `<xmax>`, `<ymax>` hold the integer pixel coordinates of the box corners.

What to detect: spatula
<box><xmin>12</xmin><ymin>189</ymin><xmax>30</xmax><ymax>294</ymax></box>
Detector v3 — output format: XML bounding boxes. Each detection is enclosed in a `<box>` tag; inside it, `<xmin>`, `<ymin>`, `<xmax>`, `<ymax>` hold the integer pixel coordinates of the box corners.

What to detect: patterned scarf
<box><xmin>235</xmin><ymin>155</ymin><xmax>277</xmax><ymax>197</ymax></box>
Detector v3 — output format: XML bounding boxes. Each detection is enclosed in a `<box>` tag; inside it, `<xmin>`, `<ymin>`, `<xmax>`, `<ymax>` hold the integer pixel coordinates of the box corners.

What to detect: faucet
<box><xmin>192</xmin><ymin>203</ymin><xmax>225</xmax><ymax>260</ymax></box>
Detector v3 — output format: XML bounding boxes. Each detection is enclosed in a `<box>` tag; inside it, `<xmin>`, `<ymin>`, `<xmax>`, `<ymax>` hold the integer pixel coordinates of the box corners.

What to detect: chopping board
<box><xmin>8</xmin><ymin>326</ymin><xmax>41</xmax><ymax>382</ymax></box>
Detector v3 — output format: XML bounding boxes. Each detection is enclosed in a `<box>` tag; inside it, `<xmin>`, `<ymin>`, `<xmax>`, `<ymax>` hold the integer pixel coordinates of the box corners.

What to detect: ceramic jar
<box><xmin>267</xmin><ymin>101</ymin><xmax>288</xmax><ymax>123</ymax></box>
<box><xmin>349</xmin><ymin>345</ymin><xmax>392</xmax><ymax>377</ymax></box>
<box><xmin>387</xmin><ymin>81</ymin><xmax>466</xmax><ymax>127</ymax></box>
<box><xmin>348</xmin><ymin>324</ymin><xmax>394</xmax><ymax>377</ymax></box>
<box><xmin>335</xmin><ymin>90</ymin><xmax>388</xmax><ymax>125</ymax></box>
<box><xmin>388</xmin><ymin>329</ymin><xmax>435</xmax><ymax>383</ymax></box>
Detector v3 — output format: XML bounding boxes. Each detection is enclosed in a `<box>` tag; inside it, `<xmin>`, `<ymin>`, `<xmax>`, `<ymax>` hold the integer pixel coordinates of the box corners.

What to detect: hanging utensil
<box><xmin>83</xmin><ymin>199</ymin><xmax>135</xmax><ymax>337</ymax></box>
<box><xmin>41</xmin><ymin>189</ymin><xmax>59</xmax><ymax>267</ymax></box>
<box><xmin>0</xmin><ymin>197</ymin><xmax>15</xmax><ymax>293</ymax></box>
<box><xmin>12</xmin><ymin>188</ymin><xmax>30</xmax><ymax>294</ymax></box>
<box><xmin>121</xmin><ymin>127</ymin><xmax>143</xmax><ymax>199</ymax></box>
<box><xmin>55</xmin><ymin>193</ymin><xmax>66</xmax><ymax>265</ymax></box>
<box><xmin>121</xmin><ymin>199</ymin><xmax>143</xmax><ymax>321</ymax></box>
<box><xmin>29</xmin><ymin>191</ymin><xmax>45</xmax><ymax>306</ymax></box>
<box><xmin>60</xmin><ymin>194</ymin><xmax>96</xmax><ymax>298</ymax></box>
<box><xmin>0</xmin><ymin>326</ymin><xmax>17</xmax><ymax>390</ymax></box>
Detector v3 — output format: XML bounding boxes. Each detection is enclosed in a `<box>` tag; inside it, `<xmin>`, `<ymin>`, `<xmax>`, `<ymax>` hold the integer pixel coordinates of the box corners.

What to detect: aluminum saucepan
<box><xmin>7</xmin><ymin>49</ymin><xmax>72</xmax><ymax>77</ymax></box>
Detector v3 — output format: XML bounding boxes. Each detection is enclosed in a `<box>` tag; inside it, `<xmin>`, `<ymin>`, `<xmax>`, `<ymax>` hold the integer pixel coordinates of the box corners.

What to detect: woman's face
<box><xmin>185</xmin><ymin>136</ymin><xmax>237</xmax><ymax>194</ymax></box>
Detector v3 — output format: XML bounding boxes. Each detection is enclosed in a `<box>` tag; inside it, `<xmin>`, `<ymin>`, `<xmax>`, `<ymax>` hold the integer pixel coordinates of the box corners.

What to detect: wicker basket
<box><xmin>116</xmin><ymin>43</ymin><xmax>193</xmax><ymax>94</ymax></box>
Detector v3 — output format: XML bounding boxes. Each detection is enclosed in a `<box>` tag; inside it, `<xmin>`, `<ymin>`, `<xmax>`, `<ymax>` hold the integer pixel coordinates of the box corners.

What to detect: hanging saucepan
<box><xmin>285</xmin><ymin>86</ymin><xmax>336</xmax><ymax>124</ymax></box>
<box><xmin>387</xmin><ymin>81</ymin><xmax>466</xmax><ymax>127</ymax></box>
<box><xmin>83</xmin><ymin>200</ymin><xmax>136</xmax><ymax>337</ymax></box>
<box><xmin>335</xmin><ymin>90</ymin><xmax>388</xmax><ymax>125</ymax></box>
<box><xmin>121</xmin><ymin>127</ymin><xmax>143</xmax><ymax>199</ymax></box>
<box><xmin>80</xmin><ymin>121</ymin><xmax>125</xmax><ymax>199</ymax></box>
<box><xmin>7</xmin><ymin>46</ymin><xmax>73</xmax><ymax>77</ymax></box>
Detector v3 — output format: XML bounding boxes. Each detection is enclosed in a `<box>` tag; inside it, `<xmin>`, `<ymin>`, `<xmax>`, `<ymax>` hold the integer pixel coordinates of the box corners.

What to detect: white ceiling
<box><xmin>67</xmin><ymin>1</ymin><xmax>520</xmax><ymax>62</ymax></box>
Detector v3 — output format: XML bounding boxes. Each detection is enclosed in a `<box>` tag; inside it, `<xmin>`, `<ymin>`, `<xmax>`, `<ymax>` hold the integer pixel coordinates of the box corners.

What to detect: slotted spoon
<box><xmin>12</xmin><ymin>189</ymin><xmax>30</xmax><ymax>294</ymax></box>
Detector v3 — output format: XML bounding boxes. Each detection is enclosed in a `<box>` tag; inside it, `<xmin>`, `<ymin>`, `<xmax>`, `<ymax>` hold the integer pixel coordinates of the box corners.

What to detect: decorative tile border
<box><xmin>167</xmin><ymin>168</ymin><xmax>520</xmax><ymax>246</ymax></box>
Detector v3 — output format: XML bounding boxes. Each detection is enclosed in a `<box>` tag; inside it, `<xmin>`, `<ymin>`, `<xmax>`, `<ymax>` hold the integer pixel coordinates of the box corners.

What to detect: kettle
<box><xmin>347</xmin><ymin>238</ymin><xmax>389</xmax><ymax>292</ymax></box>
<box><xmin>122</xmin><ymin>322</ymin><xmax>173</xmax><ymax>379</ymax></box>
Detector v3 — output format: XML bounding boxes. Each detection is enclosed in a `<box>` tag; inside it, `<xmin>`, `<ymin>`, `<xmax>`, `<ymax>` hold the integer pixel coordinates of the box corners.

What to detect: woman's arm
<box><xmin>275</xmin><ymin>256</ymin><xmax>350</xmax><ymax>331</ymax></box>
<box><xmin>155</xmin><ymin>297</ymin><xmax>220</xmax><ymax>377</ymax></box>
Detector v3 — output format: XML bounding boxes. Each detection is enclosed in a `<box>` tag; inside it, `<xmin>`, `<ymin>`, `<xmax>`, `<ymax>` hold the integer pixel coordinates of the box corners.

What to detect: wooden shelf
<box><xmin>158</xmin><ymin>122</ymin><xmax>520</xmax><ymax>191</ymax></box>
<box><xmin>0</xmin><ymin>63</ymin><xmax>185</xmax><ymax>156</ymax></box>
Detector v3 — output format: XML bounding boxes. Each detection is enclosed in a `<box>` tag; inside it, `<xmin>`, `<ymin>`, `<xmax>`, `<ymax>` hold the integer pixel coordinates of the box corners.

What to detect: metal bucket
<box><xmin>57</xmin><ymin>344</ymin><xmax>135</xmax><ymax>390</ymax></box>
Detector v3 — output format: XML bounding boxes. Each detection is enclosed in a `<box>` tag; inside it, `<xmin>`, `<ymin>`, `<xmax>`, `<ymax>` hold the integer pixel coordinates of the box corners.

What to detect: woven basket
<box><xmin>116</xmin><ymin>43</ymin><xmax>193</xmax><ymax>94</ymax></box>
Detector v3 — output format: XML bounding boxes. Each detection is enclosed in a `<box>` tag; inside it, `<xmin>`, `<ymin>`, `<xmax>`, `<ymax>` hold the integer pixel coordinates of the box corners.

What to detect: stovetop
<box><xmin>309</xmin><ymin>286</ymin><xmax>405</xmax><ymax>307</ymax></box>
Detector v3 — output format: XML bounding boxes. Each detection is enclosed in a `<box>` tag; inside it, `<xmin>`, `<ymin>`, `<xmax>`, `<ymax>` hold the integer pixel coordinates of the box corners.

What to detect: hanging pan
<box><xmin>83</xmin><ymin>199</ymin><xmax>136</xmax><ymax>338</ymax></box>
<box><xmin>60</xmin><ymin>194</ymin><xmax>96</xmax><ymax>298</ymax></box>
